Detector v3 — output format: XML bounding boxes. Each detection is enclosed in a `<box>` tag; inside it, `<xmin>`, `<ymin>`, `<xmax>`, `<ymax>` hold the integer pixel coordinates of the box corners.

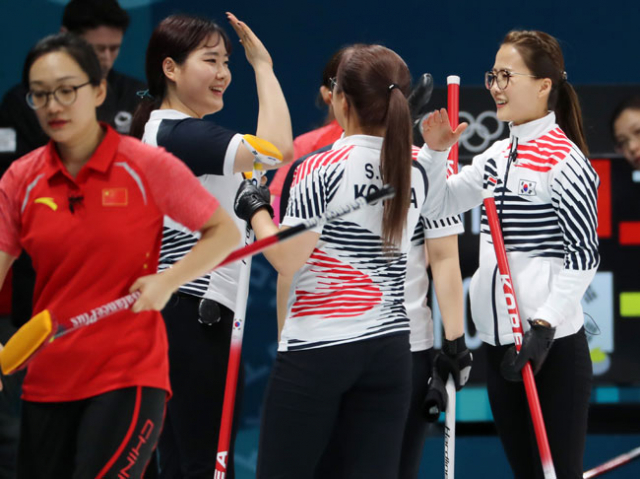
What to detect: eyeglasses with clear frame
<box><xmin>484</xmin><ymin>70</ymin><xmax>539</xmax><ymax>91</ymax></box>
<box><xmin>26</xmin><ymin>81</ymin><xmax>92</xmax><ymax>110</ymax></box>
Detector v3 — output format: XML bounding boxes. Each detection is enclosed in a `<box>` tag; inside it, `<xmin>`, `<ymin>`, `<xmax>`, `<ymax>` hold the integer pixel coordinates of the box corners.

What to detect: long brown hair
<box><xmin>335</xmin><ymin>44</ymin><xmax>412</xmax><ymax>247</ymax></box>
<box><xmin>503</xmin><ymin>30</ymin><xmax>589</xmax><ymax>156</ymax></box>
<box><xmin>130</xmin><ymin>14</ymin><xmax>232</xmax><ymax>139</ymax></box>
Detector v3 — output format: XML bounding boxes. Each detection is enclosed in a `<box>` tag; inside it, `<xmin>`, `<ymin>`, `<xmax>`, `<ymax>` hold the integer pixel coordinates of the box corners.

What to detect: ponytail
<box><xmin>381</xmin><ymin>87</ymin><xmax>412</xmax><ymax>247</ymax></box>
<box><xmin>336</xmin><ymin>45</ymin><xmax>413</xmax><ymax>248</ymax></box>
<box><xmin>131</xmin><ymin>96</ymin><xmax>160</xmax><ymax>139</ymax></box>
<box><xmin>502</xmin><ymin>30</ymin><xmax>590</xmax><ymax>156</ymax></box>
<box><xmin>555</xmin><ymin>81</ymin><xmax>589</xmax><ymax>156</ymax></box>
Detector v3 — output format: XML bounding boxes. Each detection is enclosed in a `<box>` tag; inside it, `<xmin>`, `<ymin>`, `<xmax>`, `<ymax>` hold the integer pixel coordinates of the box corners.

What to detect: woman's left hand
<box><xmin>226</xmin><ymin>12</ymin><xmax>273</xmax><ymax>69</ymax></box>
<box><xmin>129</xmin><ymin>273</ymin><xmax>176</xmax><ymax>313</ymax></box>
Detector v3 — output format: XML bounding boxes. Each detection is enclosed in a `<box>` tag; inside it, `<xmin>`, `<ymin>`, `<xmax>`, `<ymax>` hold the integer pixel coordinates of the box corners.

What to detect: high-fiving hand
<box><xmin>226</xmin><ymin>12</ymin><xmax>273</xmax><ymax>69</ymax></box>
<box><xmin>421</xmin><ymin>108</ymin><xmax>468</xmax><ymax>152</ymax></box>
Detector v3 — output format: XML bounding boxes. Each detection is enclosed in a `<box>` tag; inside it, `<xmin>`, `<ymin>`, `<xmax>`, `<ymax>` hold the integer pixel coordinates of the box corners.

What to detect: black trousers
<box><xmin>485</xmin><ymin>328</ymin><xmax>592</xmax><ymax>479</ymax></box>
<box><xmin>17</xmin><ymin>386</ymin><xmax>166</xmax><ymax>479</ymax></box>
<box><xmin>257</xmin><ymin>333</ymin><xmax>412</xmax><ymax>479</ymax></box>
<box><xmin>158</xmin><ymin>294</ymin><xmax>244</xmax><ymax>479</ymax></box>
<box><xmin>314</xmin><ymin>348</ymin><xmax>433</xmax><ymax>479</ymax></box>
<box><xmin>399</xmin><ymin>349</ymin><xmax>434</xmax><ymax>479</ymax></box>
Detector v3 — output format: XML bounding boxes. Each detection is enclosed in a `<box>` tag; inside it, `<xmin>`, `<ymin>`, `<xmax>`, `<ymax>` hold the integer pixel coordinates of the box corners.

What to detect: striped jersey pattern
<box><xmin>480</xmin><ymin>128</ymin><xmax>599</xmax><ymax>269</ymax></box>
<box><xmin>141</xmin><ymin>109</ymin><xmax>242</xmax><ymax>303</ymax></box>
<box><xmin>285</xmin><ymin>220</ymin><xmax>409</xmax><ymax>351</ymax></box>
<box><xmin>281</xmin><ymin>136</ymin><xmax>428</xmax><ymax>351</ymax></box>
<box><xmin>286</xmin><ymin>146</ymin><xmax>354</xmax><ymax>219</ymax></box>
<box><xmin>158</xmin><ymin>226</ymin><xmax>210</xmax><ymax>297</ymax></box>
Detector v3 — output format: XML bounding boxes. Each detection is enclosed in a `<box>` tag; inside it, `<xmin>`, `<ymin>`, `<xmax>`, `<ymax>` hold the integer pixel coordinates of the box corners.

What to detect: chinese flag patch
<box><xmin>102</xmin><ymin>188</ymin><xmax>128</xmax><ymax>206</ymax></box>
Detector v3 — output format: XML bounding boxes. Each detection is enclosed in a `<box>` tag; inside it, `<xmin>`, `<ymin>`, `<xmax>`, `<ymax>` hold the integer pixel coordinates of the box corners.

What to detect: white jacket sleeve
<box><xmin>533</xmin><ymin>153</ymin><xmax>600</xmax><ymax>327</ymax></box>
<box><xmin>417</xmin><ymin>143</ymin><xmax>491</xmax><ymax>220</ymax></box>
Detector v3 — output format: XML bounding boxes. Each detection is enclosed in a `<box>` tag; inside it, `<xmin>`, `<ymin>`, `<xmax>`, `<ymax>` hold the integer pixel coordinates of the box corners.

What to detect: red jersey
<box><xmin>0</xmin><ymin>125</ymin><xmax>219</xmax><ymax>402</ymax></box>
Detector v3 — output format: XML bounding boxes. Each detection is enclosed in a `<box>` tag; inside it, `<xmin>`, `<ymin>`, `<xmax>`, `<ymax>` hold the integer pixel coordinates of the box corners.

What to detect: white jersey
<box><xmin>142</xmin><ymin>109</ymin><xmax>244</xmax><ymax>311</ymax></box>
<box><xmin>421</xmin><ymin>112</ymin><xmax>599</xmax><ymax>345</ymax></box>
<box><xmin>406</xmin><ymin>215</ymin><xmax>463</xmax><ymax>352</ymax></box>
<box><xmin>279</xmin><ymin>134</ymin><xmax>438</xmax><ymax>352</ymax></box>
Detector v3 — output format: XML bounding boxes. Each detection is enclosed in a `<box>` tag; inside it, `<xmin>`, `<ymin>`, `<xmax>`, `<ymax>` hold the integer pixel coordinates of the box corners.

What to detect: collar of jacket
<box><xmin>508</xmin><ymin>111</ymin><xmax>556</xmax><ymax>144</ymax></box>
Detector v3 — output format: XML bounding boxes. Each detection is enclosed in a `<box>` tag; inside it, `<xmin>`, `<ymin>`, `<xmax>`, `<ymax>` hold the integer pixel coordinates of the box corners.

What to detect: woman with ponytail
<box><xmin>420</xmin><ymin>30</ymin><xmax>598</xmax><ymax>478</ymax></box>
<box><xmin>131</xmin><ymin>12</ymin><xmax>293</xmax><ymax>479</ymax></box>
<box><xmin>234</xmin><ymin>44</ymin><xmax>468</xmax><ymax>478</ymax></box>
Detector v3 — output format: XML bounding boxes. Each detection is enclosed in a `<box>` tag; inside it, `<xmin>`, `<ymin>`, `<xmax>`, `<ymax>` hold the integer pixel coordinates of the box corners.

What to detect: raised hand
<box><xmin>226</xmin><ymin>12</ymin><xmax>273</xmax><ymax>69</ymax></box>
<box><xmin>421</xmin><ymin>108</ymin><xmax>468</xmax><ymax>152</ymax></box>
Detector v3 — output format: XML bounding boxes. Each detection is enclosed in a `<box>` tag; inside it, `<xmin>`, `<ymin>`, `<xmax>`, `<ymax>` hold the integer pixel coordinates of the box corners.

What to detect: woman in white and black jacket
<box><xmin>420</xmin><ymin>30</ymin><xmax>598</xmax><ymax>479</ymax></box>
<box><xmin>131</xmin><ymin>13</ymin><xmax>293</xmax><ymax>479</ymax></box>
<box><xmin>235</xmin><ymin>44</ymin><xmax>470</xmax><ymax>478</ymax></box>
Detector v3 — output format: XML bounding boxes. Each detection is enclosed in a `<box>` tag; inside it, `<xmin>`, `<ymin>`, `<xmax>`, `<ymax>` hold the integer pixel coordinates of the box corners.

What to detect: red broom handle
<box><xmin>483</xmin><ymin>193</ymin><xmax>557</xmax><ymax>479</ymax></box>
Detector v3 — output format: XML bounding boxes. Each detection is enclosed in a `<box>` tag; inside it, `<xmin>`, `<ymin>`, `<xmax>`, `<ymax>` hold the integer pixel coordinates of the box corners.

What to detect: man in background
<box><xmin>0</xmin><ymin>0</ymin><xmax>144</xmax><ymax>176</ymax></box>
<box><xmin>0</xmin><ymin>0</ymin><xmax>145</xmax><ymax>328</ymax></box>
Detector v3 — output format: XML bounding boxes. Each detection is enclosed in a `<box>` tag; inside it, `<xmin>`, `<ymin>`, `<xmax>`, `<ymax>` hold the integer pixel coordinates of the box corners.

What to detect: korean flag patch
<box><xmin>519</xmin><ymin>179</ymin><xmax>537</xmax><ymax>196</ymax></box>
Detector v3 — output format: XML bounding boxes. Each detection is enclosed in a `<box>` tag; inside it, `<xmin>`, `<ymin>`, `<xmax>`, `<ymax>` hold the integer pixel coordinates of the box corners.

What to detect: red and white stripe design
<box><xmin>291</xmin><ymin>248</ymin><xmax>382</xmax><ymax>319</ymax></box>
<box><xmin>291</xmin><ymin>146</ymin><xmax>355</xmax><ymax>187</ymax></box>
<box><xmin>512</xmin><ymin>128</ymin><xmax>572</xmax><ymax>173</ymax></box>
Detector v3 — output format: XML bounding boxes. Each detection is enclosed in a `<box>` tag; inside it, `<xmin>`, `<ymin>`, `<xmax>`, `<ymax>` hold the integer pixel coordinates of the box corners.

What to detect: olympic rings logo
<box><xmin>458</xmin><ymin>111</ymin><xmax>505</xmax><ymax>153</ymax></box>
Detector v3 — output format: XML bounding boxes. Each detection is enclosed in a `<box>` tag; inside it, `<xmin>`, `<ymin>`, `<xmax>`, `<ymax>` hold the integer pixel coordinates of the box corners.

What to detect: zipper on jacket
<box><xmin>498</xmin><ymin>137</ymin><xmax>518</xmax><ymax>229</ymax></box>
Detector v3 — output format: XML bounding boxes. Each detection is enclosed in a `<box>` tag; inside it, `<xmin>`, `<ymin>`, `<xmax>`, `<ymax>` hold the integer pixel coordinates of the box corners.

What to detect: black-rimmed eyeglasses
<box><xmin>484</xmin><ymin>70</ymin><xmax>538</xmax><ymax>91</ymax></box>
<box><xmin>26</xmin><ymin>81</ymin><xmax>92</xmax><ymax>110</ymax></box>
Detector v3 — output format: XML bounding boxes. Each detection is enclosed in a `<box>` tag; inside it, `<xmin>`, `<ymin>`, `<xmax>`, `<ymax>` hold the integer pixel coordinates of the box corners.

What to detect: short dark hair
<box><xmin>22</xmin><ymin>33</ymin><xmax>103</xmax><ymax>88</ymax></box>
<box><xmin>610</xmin><ymin>95</ymin><xmax>640</xmax><ymax>141</ymax></box>
<box><xmin>62</xmin><ymin>0</ymin><xmax>130</xmax><ymax>34</ymax></box>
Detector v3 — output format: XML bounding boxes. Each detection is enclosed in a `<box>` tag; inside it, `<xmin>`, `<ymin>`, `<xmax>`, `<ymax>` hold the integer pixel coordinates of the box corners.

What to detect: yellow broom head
<box><xmin>241</xmin><ymin>134</ymin><xmax>283</xmax><ymax>168</ymax></box>
<box><xmin>0</xmin><ymin>309</ymin><xmax>54</xmax><ymax>375</ymax></box>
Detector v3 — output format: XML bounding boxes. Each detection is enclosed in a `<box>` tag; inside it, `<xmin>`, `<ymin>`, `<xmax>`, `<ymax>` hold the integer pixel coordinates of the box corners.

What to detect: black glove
<box><xmin>234</xmin><ymin>179</ymin><xmax>274</xmax><ymax>224</ymax></box>
<box><xmin>500</xmin><ymin>319</ymin><xmax>556</xmax><ymax>382</ymax></box>
<box><xmin>408</xmin><ymin>73</ymin><xmax>434</xmax><ymax>147</ymax></box>
<box><xmin>422</xmin><ymin>368</ymin><xmax>448</xmax><ymax>422</ymax></box>
<box><xmin>434</xmin><ymin>335</ymin><xmax>473</xmax><ymax>391</ymax></box>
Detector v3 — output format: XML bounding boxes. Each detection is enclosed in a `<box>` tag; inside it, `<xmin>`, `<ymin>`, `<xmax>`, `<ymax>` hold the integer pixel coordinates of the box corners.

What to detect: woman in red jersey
<box><xmin>0</xmin><ymin>33</ymin><xmax>239</xmax><ymax>479</ymax></box>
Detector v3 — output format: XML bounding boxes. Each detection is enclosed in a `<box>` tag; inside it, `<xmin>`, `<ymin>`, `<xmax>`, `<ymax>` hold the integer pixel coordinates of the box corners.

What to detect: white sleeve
<box><xmin>533</xmin><ymin>152</ymin><xmax>600</xmax><ymax>327</ymax></box>
<box><xmin>422</xmin><ymin>214</ymin><xmax>464</xmax><ymax>239</ymax></box>
<box><xmin>418</xmin><ymin>143</ymin><xmax>491</xmax><ymax>220</ymax></box>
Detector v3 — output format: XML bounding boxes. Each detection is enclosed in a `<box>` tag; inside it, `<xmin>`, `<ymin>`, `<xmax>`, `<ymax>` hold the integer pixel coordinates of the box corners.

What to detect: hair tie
<box><xmin>388</xmin><ymin>83</ymin><xmax>398</xmax><ymax>91</ymax></box>
<box><xmin>561</xmin><ymin>71</ymin><xmax>568</xmax><ymax>82</ymax></box>
<box><xmin>136</xmin><ymin>89</ymin><xmax>155</xmax><ymax>101</ymax></box>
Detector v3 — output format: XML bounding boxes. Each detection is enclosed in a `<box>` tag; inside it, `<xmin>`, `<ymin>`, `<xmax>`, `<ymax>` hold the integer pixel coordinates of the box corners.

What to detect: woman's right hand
<box><xmin>421</xmin><ymin>108</ymin><xmax>468</xmax><ymax>152</ymax></box>
<box><xmin>226</xmin><ymin>12</ymin><xmax>273</xmax><ymax>69</ymax></box>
